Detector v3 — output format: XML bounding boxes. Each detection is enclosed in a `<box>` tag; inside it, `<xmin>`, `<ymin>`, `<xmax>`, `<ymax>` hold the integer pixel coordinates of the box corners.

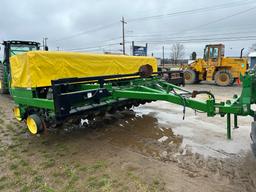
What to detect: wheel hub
<box><xmin>27</xmin><ymin>116</ymin><xmax>38</xmax><ymax>134</ymax></box>
<box><xmin>219</xmin><ymin>74</ymin><xmax>228</xmax><ymax>82</ymax></box>
<box><xmin>184</xmin><ymin>72</ymin><xmax>192</xmax><ymax>80</ymax></box>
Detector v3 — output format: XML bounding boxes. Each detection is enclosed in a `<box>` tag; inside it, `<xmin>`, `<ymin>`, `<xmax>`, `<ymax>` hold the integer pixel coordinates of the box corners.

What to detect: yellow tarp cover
<box><xmin>10</xmin><ymin>51</ymin><xmax>157</xmax><ymax>88</ymax></box>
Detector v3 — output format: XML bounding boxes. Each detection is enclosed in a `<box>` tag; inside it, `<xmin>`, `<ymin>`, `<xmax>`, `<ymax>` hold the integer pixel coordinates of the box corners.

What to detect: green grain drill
<box><xmin>1</xmin><ymin>41</ymin><xmax>256</xmax><ymax>154</ymax></box>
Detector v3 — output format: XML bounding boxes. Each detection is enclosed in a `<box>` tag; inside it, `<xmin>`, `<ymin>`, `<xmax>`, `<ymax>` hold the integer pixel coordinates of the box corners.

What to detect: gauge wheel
<box><xmin>184</xmin><ymin>69</ymin><xmax>197</xmax><ymax>84</ymax></box>
<box><xmin>26</xmin><ymin>114</ymin><xmax>44</xmax><ymax>135</ymax></box>
<box><xmin>214</xmin><ymin>70</ymin><xmax>233</xmax><ymax>86</ymax></box>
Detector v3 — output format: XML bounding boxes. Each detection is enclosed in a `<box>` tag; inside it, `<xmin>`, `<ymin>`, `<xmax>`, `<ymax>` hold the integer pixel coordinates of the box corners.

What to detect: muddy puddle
<box><xmin>42</xmin><ymin>110</ymin><xmax>183</xmax><ymax>159</ymax></box>
<box><xmin>134</xmin><ymin>102</ymin><xmax>253</xmax><ymax>158</ymax></box>
<box><xmin>98</xmin><ymin>111</ymin><xmax>183</xmax><ymax>157</ymax></box>
<box><xmin>40</xmin><ymin>99</ymin><xmax>253</xmax><ymax>160</ymax></box>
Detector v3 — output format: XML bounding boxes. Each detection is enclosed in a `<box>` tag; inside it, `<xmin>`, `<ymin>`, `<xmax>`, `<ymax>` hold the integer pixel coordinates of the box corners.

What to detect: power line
<box><xmin>55</xmin><ymin>21</ymin><xmax>119</xmax><ymax>42</ymax></box>
<box><xmin>134</xmin><ymin>35</ymin><xmax>256</xmax><ymax>44</ymax></box>
<box><xmin>65</xmin><ymin>32</ymin><xmax>256</xmax><ymax>52</ymax></box>
<box><xmin>54</xmin><ymin>0</ymin><xmax>253</xmax><ymax>44</ymax></box>
<box><xmin>127</xmin><ymin>0</ymin><xmax>253</xmax><ymax>22</ymax></box>
<box><xmin>63</xmin><ymin>36</ymin><xmax>121</xmax><ymax>51</ymax></box>
<box><xmin>65</xmin><ymin>42</ymin><xmax>121</xmax><ymax>51</ymax></box>
<box><xmin>188</xmin><ymin>6</ymin><xmax>256</xmax><ymax>31</ymax></box>
<box><xmin>65</xmin><ymin>35</ymin><xmax>256</xmax><ymax>52</ymax></box>
<box><xmin>123</xmin><ymin>23</ymin><xmax>256</xmax><ymax>38</ymax></box>
<box><xmin>131</xmin><ymin>5</ymin><xmax>256</xmax><ymax>43</ymax></box>
<box><xmin>57</xmin><ymin>1</ymin><xmax>256</xmax><ymax>52</ymax></box>
<box><xmin>126</xmin><ymin>30</ymin><xmax>256</xmax><ymax>40</ymax></box>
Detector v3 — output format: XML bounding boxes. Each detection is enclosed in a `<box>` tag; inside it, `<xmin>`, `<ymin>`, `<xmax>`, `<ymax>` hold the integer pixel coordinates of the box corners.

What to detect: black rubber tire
<box><xmin>27</xmin><ymin>114</ymin><xmax>44</xmax><ymax>134</ymax></box>
<box><xmin>230</xmin><ymin>78</ymin><xmax>236</xmax><ymax>86</ymax></box>
<box><xmin>0</xmin><ymin>63</ymin><xmax>8</xmax><ymax>94</ymax></box>
<box><xmin>214</xmin><ymin>69</ymin><xmax>234</xmax><ymax>86</ymax></box>
<box><xmin>184</xmin><ymin>70</ymin><xmax>197</xmax><ymax>84</ymax></box>
<box><xmin>194</xmin><ymin>79</ymin><xmax>201</xmax><ymax>84</ymax></box>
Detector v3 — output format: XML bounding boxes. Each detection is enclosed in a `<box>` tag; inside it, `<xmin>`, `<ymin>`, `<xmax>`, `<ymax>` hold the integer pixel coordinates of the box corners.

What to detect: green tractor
<box><xmin>0</xmin><ymin>40</ymin><xmax>41</xmax><ymax>94</ymax></box>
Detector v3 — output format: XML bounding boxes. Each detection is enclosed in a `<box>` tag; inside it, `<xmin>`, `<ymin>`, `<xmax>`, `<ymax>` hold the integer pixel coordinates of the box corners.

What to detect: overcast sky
<box><xmin>1</xmin><ymin>0</ymin><xmax>256</xmax><ymax>58</ymax></box>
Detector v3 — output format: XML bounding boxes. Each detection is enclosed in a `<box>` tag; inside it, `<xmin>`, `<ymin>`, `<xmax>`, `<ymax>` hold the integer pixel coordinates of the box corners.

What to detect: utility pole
<box><xmin>121</xmin><ymin>17</ymin><xmax>127</xmax><ymax>55</ymax></box>
<box><xmin>43</xmin><ymin>37</ymin><xmax>48</xmax><ymax>50</ymax></box>
<box><xmin>162</xmin><ymin>46</ymin><xmax>165</xmax><ymax>68</ymax></box>
<box><xmin>42</xmin><ymin>38</ymin><xmax>45</xmax><ymax>49</ymax></box>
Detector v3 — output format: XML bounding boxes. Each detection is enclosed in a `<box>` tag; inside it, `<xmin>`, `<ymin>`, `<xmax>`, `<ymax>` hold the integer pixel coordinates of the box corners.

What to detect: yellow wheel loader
<box><xmin>184</xmin><ymin>44</ymin><xmax>248</xmax><ymax>86</ymax></box>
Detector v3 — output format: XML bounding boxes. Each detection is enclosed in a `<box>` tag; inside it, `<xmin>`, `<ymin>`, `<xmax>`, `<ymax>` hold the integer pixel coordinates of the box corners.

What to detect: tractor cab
<box><xmin>0</xmin><ymin>40</ymin><xmax>40</xmax><ymax>93</ymax></box>
<box><xmin>203</xmin><ymin>44</ymin><xmax>225</xmax><ymax>66</ymax></box>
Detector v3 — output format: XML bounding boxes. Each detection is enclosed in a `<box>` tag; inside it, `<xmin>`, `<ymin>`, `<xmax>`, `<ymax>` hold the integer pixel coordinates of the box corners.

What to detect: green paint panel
<box><xmin>13</xmin><ymin>97</ymin><xmax>54</xmax><ymax>110</ymax></box>
<box><xmin>11</xmin><ymin>88</ymin><xmax>33</xmax><ymax>98</ymax></box>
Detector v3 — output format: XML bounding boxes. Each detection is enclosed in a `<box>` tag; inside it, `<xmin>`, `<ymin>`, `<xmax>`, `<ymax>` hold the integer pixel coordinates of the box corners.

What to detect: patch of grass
<box><xmin>0</xmin><ymin>183</ymin><xmax>7</xmax><ymax>191</ymax></box>
<box><xmin>8</xmin><ymin>143</ymin><xmax>21</xmax><ymax>150</ymax></box>
<box><xmin>20</xmin><ymin>175</ymin><xmax>47</xmax><ymax>191</ymax></box>
<box><xmin>0</xmin><ymin>176</ymin><xmax>11</xmax><ymax>191</ymax></box>
<box><xmin>9</xmin><ymin>163</ymin><xmax>18</xmax><ymax>170</ymax></box>
<box><xmin>52</xmin><ymin>171</ymin><xmax>64</xmax><ymax>178</ymax></box>
<box><xmin>33</xmin><ymin>175</ymin><xmax>44</xmax><ymax>184</ymax></box>
<box><xmin>13</xmin><ymin>170</ymin><xmax>21</xmax><ymax>176</ymax></box>
<box><xmin>0</xmin><ymin>176</ymin><xmax>17</xmax><ymax>191</ymax></box>
<box><xmin>149</xmin><ymin>178</ymin><xmax>165</xmax><ymax>192</ymax></box>
<box><xmin>60</xmin><ymin>166</ymin><xmax>80</xmax><ymax>191</ymax></box>
<box><xmin>42</xmin><ymin>153</ymin><xmax>52</xmax><ymax>159</ymax></box>
<box><xmin>91</xmin><ymin>161</ymin><xmax>106</xmax><ymax>170</ymax></box>
<box><xmin>29</xmin><ymin>169</ymin><xmax>38</xmax><ymax>175</ymax></box>
<box><xmin>41</xmin><ymin>158</ymin><xmax>56</xmax><ymax>168</ymax></box>
<box><xmin>54</xmin><ymin>143</ymin><xmax>69</xmax><ymax>157</ymax></box>
<box><xmin>0</xmin><ymin>176</ymin><xmax>8</xmax><ymax>183</ymax></box>
<box><xmin>20</xmin><ymin>185</ymin><xmax>30</xmax><ymax>192</ymax></box>
<box><xmin>10</xmin><ymin>151</ymin><xmax>20</xmax><ymax>159</ymax></box>
<box><xmin>0</xmin><ymin>118</ymin><xmax>4</xmax><ymax>124</ymax></box>
<box><xmin>6</xmin><ymin>124</ymin><xmax>15</xmax><ymax>132</ymax></box>
<box><xmin>41</xmin><ymin>185</ymin><xmax>56</xmax><ymax>192</ymax></box>
<box><xmin>79</xmin><ymin>165</ymin><xmax>89</xmax><ymax>172</ymax></box>
<box><xmin>80</xmin><ymin>161</ymin><xmax>107</xmax><ymax>173</ymax></box>
<box><xmin>41</xmin><ymin>140</ymin><xmax>50</xmax><ymax>145</ymax></box>
<box><xmin>19</xmin><ymin>159</ymin><xmax>29</xmax><ymax>167</ymax></box>
<box><xmin>126</xmin><ymin>171</ymin><xmax>148</xmax><ymax>191</ymax></box>
<box><xmin>55</xmin><ymin>150</ymin><xmax>66</xmax><ymax>157</ymax></box>
<box><xmin>0</xmin><ymin>148</ymin><xmax>7</xmax><ymax>157</ymax></box>
<box><xmin>87</xmin><ymin>174</ymin><xmax>112</xmax><ymax>191</ymax></box>
<box><xmin>20</xmin><ymin>148</ymin><xmax>28</xmax><ymax>153</ymax></box>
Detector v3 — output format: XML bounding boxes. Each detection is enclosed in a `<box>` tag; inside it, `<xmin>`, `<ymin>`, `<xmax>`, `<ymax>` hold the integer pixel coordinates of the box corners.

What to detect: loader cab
<box><xmin>0</xmin><ymin>40</ymin><xmax>40</xmax><ymax>93</ymax></box>
<box><xmin>203</xmin><ymin>44</ymin><xmax>225</xmax><ymax>66</ymax></box>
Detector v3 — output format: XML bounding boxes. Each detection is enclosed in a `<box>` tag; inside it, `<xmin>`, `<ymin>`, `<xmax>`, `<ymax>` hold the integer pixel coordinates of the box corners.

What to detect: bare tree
<box><xmin>170</xmin><ymin>43</ymin><xmax>185</xmax><ymax>65</ymax></box>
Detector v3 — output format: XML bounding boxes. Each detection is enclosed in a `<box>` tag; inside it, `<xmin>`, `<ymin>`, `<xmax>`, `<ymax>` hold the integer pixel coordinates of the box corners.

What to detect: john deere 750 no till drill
<box><xmin>7</xmin><ymin>50</ymin><xmax>256</xmax><ymax>154</ymax></box>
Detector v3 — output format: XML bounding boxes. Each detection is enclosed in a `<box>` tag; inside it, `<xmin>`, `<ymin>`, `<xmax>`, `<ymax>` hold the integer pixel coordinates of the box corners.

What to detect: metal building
<box><xmin>249</xmin><ymin>52</ymin><xmax>256</xmax><ymax>69</ymax></box>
